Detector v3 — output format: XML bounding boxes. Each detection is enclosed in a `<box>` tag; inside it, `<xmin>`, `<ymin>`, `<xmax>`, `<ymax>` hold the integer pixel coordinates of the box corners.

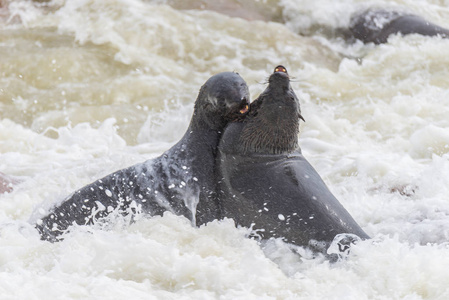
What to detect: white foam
<box><xmin>2</xmin><ymin>0</ymin><xmax>449</xmax><ymax>298</ymax></box>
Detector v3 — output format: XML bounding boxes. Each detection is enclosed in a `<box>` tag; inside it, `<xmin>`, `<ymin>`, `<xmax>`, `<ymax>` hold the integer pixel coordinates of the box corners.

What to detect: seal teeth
<box><xmin>239</xmin><ymin>105</ymin><xmax>249</xmax><ymax>114</ymax></box>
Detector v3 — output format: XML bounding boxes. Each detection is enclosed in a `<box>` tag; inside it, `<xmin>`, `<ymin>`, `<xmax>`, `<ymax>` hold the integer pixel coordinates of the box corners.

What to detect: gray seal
<box><xmin>216</xmin><ymin>66</ymin><xmax>369</xmax><ymax>254</ymax></box>
<box><xmin>36</xmin><ymin>72</ymin><xmax>250</xmax><ymax>242</ymax></box>
<box><xmin>350</xmin><ymin>8</ymin><xmax>449</xmax><ymax>44</ymax></box>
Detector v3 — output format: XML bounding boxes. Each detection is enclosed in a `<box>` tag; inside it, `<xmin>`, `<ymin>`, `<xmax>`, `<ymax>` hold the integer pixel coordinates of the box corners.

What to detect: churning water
<box><xmin>1</xmin><ymin>0</ymin><xmax>449</xmax><ymax>299</ymax></box>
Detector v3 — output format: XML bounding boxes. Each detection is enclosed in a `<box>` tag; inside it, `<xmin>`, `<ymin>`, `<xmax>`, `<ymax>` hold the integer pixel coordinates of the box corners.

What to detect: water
<box><xmin>1</xmin><ymin>0</ymin><xmax>449</xmax><ymax>299</ymax></box>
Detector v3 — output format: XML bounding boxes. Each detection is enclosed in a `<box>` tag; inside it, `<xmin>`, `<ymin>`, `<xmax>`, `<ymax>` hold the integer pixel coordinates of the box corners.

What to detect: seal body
<box><xmin>36</xmin><ymin>72</ymin><xmax>250</xmax><ymax>241</ymax></box>
<box><xmin>350</xmin><ymin>9</ymin><xmax>449</xmax><ymax>44</ymax></box>
<box><xmin>217</xmin><ymin>66</ymin><xmax>369</xmax><ymax>252</ymax></box>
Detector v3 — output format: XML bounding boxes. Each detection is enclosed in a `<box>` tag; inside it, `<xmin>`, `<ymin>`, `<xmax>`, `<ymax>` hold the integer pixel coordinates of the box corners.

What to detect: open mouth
<box><xmin>239</xmin><ymin>104</ymin><xmax>249</xmax><ymax>114</ymax></box>
<box><xmin>274</xmin><ymin>65</ymin><xmax>287</xmax><ymax>74</ymax></box>
<box><xmin>227</xmin><ymin>97</ymin><xmax>250</xmax><ymax>121</ymax></box>
<box><xmin>238</xmin><ymin>96</ymin><xmax>250</xmax><ymax>115</ymax></box>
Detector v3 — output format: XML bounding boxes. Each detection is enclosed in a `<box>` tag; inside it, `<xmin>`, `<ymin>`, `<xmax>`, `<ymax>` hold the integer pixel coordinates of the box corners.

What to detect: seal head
<box><xmin>191</xmin><ymin>72</ymin><xmax>250</xmax><ymax>131</ymax></box>
<box><xmin>238</xmin><ymin>65</ymin><xmax>305</xmax><ymax>155</ymax></box>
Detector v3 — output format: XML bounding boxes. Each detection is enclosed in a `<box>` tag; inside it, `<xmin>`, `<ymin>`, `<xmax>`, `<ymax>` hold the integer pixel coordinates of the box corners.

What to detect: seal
<box><xmin>36</xmin><ymin>72</ymin><xmax>250</xmax><ymax>242</ymax></box>
<box><xmin>216</xmin><ymin>66</ymin><xmax>369</xmax><ymax>254</ymax></box>
<box><xmin>350</xmin><ymin>8</ymin><xmax>449</xmax><ymax>44</ymax></box>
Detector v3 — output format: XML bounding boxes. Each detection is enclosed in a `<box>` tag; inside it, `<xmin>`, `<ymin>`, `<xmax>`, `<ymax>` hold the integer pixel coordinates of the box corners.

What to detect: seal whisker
<box><xmin>288</xmin><ymin>77</ymin><xmax>304</xmax><ymax>83</ymax></box>
<box><xmin>255</xmin><ymin>79</ymin><xmax>270</xmax><ymax>85</ymax></box>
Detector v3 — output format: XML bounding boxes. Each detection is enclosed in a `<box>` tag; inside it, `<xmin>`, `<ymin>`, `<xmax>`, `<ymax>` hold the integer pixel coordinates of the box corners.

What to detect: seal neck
<box><xmin>242</xmin><ymin>103</ymin><xmax>300</xmax><ymax>154</ymax></box>
<box><xmin>179</xmin><ymin>103</ymin><xmax>225</xmax><ymax>162</ymax></box>
<box><xmin>189</xmin><ymin>99</ymin><xmax>228</xmax><ymax>133</ymax></box>
<box><xmin>182</xmin><ymin>123</ymin><xmax>222</xmax><ymax>149</ymax></box>
<box><xmin>185</xmin><ymin>102</ymin><xmax>225</xmax><ymax>150</ymax></box>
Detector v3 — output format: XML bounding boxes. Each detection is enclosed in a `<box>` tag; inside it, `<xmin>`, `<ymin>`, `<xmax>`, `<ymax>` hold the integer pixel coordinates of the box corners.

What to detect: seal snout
<box><xmin>273</xmin><ymin>65</ymin><xmax>289</xmax><ymax>78</ymax></box>
<box><xmin>223</xmin><ymin>91</ymin><xmax>250</xmax><ymax>121</ymax></box>
<box><xmin>272</xmin><ymin>65</ymin><xmax>289</xmax><ymax>78</ymax></box>
<box><xmin>268</xmin><ymin>65</ymin><xmax>290</xmax><ymax>88</ymax></box>
<box><xmin>274</xmin><ymin>65</ymin><xmax>288</xmax><ymax>74</ymax></box>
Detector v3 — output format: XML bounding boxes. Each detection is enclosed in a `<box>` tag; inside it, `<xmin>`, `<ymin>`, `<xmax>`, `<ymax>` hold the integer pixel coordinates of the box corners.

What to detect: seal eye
<box><xmin>274</xmin><ymin>65</ymin><xmax>287</xmax><ymax>74</ymax></box>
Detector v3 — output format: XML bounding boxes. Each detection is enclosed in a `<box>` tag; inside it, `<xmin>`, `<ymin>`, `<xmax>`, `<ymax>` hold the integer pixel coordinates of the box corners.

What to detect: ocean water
<box><xmin>1</xmin><ymin>0</ymin><xmax>449</xmax><ymax>299</ymax></box>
